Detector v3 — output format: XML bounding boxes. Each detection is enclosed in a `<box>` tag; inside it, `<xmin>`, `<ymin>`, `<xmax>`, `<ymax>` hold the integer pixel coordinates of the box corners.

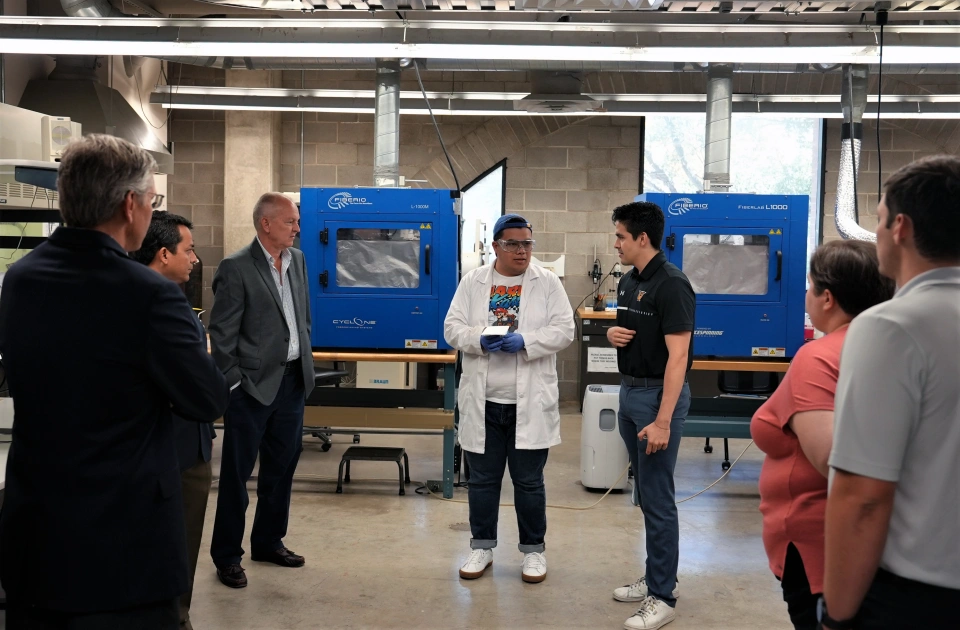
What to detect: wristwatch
<box><xmin>817</xmin><ymin>597</ymin><xmax>857</xmax><ymax>630</ymax></box>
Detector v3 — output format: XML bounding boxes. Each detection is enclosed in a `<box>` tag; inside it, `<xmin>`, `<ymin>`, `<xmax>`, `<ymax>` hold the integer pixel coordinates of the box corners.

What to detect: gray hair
<box><xmin>57</xmin><ymin>134</ymin><xmax>156</xmax><ymax>229</ymax></box>
<box><xmin>252</xmin><ymin>192</ymin><xmax>292</xmax><ymax>230</ymax></box>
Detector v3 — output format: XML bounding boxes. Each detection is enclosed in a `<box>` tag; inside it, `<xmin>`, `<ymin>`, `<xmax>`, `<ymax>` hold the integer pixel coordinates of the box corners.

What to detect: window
<box><xmin>682</xmin><ymin>234</ymin><xmax>769</xmax><ymax>295</ymax></box>
<box><xmin>643</xmin><ymin>115</ymin><xmax>823</xmax><ymax>261</ymax></box>
<box><xmin>336</xmin><ymin>228</ymin><xmax>420</xmax><ymax>289</ymax></box>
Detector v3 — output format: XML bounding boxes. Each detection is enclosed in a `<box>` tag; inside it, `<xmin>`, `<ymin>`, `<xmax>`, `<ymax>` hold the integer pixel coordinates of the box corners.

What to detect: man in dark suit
<box><xmin>130</xmin><ymin>211</ymin><xmax>213</xmax><ymax>630</ymax></box>
<box><xmin>0</xmin><ymin>134</ymin><xmax>229</xmax><ymax>629</ymax></box>
<box><xmin>209</xmin><ymin>192</ymin><xmax>315</xmax><ymax>588</ymax></box>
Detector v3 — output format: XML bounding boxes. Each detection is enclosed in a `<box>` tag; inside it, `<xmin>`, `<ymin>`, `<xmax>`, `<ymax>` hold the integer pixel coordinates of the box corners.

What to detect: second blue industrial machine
<box><xmin>300</xmin><ymin>187</ymin><xmax>460</xmax><ymax>351</ymax></box>
<box><xmin>636</xmin><ymin>192</ymin><xmax>809</xmax><ymax>359</ymax></box>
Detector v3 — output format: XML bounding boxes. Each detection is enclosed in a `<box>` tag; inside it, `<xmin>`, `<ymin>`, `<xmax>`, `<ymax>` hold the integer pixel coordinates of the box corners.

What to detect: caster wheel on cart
<box><xmin>320</xmin><ymin>442</ymin><xmax>332</xmax><ymax>452</ymax></box>
<box><xmin>704</xmin><ymin>445</ymin><xmax>714</xmax><ymax>454</ymax></box>
<box><xmin>721</xmin><ymin>461</ymin><xmax>731</xmax><ymax>471</ymax></box>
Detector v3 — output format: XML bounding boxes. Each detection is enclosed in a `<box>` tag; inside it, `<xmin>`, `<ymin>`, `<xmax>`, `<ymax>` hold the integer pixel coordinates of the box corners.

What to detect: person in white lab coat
<box><xmin>444</xmin><ymin>214</ymin><xmax>575</xmax><ymax>585</ymax></box>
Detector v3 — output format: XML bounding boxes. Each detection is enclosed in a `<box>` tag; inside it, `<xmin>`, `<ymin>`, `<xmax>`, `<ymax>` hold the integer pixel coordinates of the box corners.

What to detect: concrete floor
<box><xmin>180</xmin><ymin>407</ymin><xmax>792</xmax><ymax>630</ymax></box>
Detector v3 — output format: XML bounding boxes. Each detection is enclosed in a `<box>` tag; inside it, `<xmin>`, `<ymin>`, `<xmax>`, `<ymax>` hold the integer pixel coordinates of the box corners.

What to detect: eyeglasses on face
<box><xmin>137</xmin><ymin>191</ymin><xmax>165</xmax><ymax>209</ymax></box>
<box><xmin>497</xmin><ymin>239</ymin><xmax>536</xmax><ymax>253</ymax></box>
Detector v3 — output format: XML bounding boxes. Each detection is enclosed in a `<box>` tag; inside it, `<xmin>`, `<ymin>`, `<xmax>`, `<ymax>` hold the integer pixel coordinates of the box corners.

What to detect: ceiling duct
<box><xmin>835</xmin><ymin>64</ymin><xmax>875</xmax><ymax>242</ymax></box>
<box><xmin>18</xmin><ymin>57</ymin><xmax>173</xmax><ymax>174</ymax></box>
<box><xmin>703</xmin><ymin>63</ymin><xmax>732</xmax><ymax>192</ymax></box>
<box><xmin>43</xmin><ymin>0</ymin><xmax>172</xmax><ymax>173</ymax></box>
<box><xmin>373</xmin><ymin>59</ymin><xmax>400</xmax><ymax>188</ymax></box>
<box><xmin>514</xmin><ymin>71</ymin><xmax>600</xmax><ymax>114</ymax></box>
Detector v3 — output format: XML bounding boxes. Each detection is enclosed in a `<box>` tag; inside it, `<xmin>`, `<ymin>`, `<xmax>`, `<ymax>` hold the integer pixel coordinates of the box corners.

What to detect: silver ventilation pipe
<box><xmin>835</xmin><ymin>64</ymin><xmax>875</xmax><ymax>242</ymax></box>
<box><xmin>60</xmin><ymin>0</ymin><xmax>122</xmax><ymax>17</ymax></box>
<box><xmin>373</xmin><ymin>59</ymin><xmax>401</xmax><ymax>188</ymax></box>
<box><xmin>703</xmin><ymin>63</ymin><xmax>733</xmax><ymax>192</ymax></box>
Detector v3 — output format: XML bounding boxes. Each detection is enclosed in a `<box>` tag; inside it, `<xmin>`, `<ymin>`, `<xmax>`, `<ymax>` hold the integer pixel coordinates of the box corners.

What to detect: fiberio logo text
<box><xmin>328</xmin><ymin>191</ymin><xmax>372</xmax><ymax>210</ymax></box>
<box><xmin>667</xmin><ymin>198</ymin><xmax>709</xmax><ymax>216</ymax></box>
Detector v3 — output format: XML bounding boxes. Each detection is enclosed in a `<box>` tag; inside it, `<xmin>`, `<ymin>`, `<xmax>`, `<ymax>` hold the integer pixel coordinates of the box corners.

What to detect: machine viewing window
<box><xmin>336</xmin><ymin>228</ymin><xmax>420</xmax><ymax>289</ymax></box>
<box><xmin>682</xmin><ymin>234</ymin><xmax>770</xmax><ymax>295</ymax></box>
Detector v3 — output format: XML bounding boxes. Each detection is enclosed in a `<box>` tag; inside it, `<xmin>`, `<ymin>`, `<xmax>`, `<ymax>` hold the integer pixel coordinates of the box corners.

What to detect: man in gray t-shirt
<box><xmin>821</xmin><ymin>155</ymin><xmax>960</xmax><ymax>630</ymax></box>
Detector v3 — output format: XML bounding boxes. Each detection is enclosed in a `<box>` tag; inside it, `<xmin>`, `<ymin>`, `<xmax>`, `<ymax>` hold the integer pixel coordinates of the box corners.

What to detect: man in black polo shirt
<box><xmin>606</xmin><ymin>201</ymin><xmax>695</xmax><ymax>630</ymax></box>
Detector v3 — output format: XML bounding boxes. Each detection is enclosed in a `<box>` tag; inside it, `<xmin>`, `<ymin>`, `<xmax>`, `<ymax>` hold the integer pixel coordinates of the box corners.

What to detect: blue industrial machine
<box><xmin>300</xmin><ymin>187</ymin><xmax>460</xmax><ymax>350</ymax></box>
<box><xmin>635</xmin><ymin>193</ymin><xmax>808</xmax><ymax>359</ymax></box>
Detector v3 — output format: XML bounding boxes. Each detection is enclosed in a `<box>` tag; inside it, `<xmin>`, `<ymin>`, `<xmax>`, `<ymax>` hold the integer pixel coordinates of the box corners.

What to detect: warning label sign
<box><xmin>752</xmin><ymin>347</ymin><xmax>786</xmax><ymax>358</ymax></box>
<box><xmin>404</xmin><ymin>339</ymin><xmax>438</xmax><ymax>349</ymax></box>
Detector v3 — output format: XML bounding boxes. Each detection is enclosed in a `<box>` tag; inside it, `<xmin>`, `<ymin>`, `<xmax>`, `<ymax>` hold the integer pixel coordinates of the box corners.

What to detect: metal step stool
<box><xmin>336</xmin><ymin>446</ymin><xmax>410</xmax><ymax>496</ymax></box>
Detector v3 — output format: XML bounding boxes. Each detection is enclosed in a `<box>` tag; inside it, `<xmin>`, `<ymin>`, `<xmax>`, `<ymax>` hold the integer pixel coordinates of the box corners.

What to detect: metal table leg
<box><xmin>442</xmin><ymin>362</ymin><xmax>457</xmax><ymax>499</ymax></box>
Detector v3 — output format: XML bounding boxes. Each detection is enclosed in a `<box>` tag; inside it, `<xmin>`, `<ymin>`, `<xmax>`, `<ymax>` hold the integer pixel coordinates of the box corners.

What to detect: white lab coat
<box><xmin>444</xmin><ymin>263</ymin><xmax>575</xmax><ymax>454</ymax></box>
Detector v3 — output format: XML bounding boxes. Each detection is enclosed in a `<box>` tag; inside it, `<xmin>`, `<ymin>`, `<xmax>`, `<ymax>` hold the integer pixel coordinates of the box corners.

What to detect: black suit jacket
<box><xmin>209</xmin><ymin>238</ymin><xmax>315</xmax><ymax>405</ymax></box>
<box><xmin>173</xmin><ymin>315</ymin><xmax>215</xmax><ymax>471</ymax></box>
<box><xmin>0</xmin><ymin>228</ymin><xmax>229</xmax><ymax>613</ymax></box>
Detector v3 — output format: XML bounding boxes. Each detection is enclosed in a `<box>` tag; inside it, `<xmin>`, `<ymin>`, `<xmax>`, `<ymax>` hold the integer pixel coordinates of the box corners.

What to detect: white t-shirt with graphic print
<box><xmin>485</xmin><ymin>269</ymin><xmax>524</xmax><ymax>404</ymax></box>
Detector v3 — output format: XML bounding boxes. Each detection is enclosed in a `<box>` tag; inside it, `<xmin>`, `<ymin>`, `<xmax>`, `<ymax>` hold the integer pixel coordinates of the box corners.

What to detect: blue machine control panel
<box><xmin>636</xmin><ymin>193</ymin><xmax>809</xmax><ymax>359</ymax></box>
<box><xmin>300</xmin><ymin>187</ymin><xmax>459</xmax><ymax>350</ymax></box>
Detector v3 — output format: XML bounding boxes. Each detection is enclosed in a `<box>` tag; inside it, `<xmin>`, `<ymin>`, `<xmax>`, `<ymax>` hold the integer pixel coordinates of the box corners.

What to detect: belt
<box><xmin>282</xmin><ymin>357</ymin><xmax>302</xmax><ymax>375</ymax></box>
<box><xmin>621</xmin><ymin>375</ymin><xmax>665</xmax><ymax>387</ymax></box>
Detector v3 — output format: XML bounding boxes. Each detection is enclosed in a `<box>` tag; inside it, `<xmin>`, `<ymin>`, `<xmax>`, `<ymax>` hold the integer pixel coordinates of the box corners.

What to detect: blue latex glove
<box><xmin>500</xmin><ymin>332</ymin><xmax>525</xmax><ymax>354</ymax></box>
<box><xmin>480</xmin><ymin>335</ymin><xmax>503</xmax><ymax>353</ymax></box>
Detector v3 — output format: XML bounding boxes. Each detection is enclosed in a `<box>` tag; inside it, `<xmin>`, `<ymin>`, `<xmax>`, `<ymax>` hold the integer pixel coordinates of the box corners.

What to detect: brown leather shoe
<box><xmin>216</xmin><ymin>563</ymin><xmax>247</xmax><ymax>588</ymax></box>
<box><xmin>251</xmin><ymin>547</ymin><xmax>305</xmax><ymax>568</ymax></box>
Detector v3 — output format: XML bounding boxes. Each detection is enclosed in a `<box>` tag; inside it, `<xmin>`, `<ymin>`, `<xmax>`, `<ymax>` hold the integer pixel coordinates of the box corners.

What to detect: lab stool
<box><xmin>336</xmin><ymin>446</ymin><xmax>410</xmax><ymax>496</ymax></box>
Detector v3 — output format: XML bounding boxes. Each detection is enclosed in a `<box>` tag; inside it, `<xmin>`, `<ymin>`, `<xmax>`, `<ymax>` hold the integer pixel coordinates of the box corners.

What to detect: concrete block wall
<box><xmin>495</xmin><ymin>117</ymin><xmax>642</xmax><ymax>403</ymax></box>
<box><xmin>167</xmin><ymin>65</ymin><xmax>226</xmax><ymax>322</ymax></box>
<box><xmin>821</xmin><ymin>119</ymin><xmax>960</xmax><ymax>242</ymax></box>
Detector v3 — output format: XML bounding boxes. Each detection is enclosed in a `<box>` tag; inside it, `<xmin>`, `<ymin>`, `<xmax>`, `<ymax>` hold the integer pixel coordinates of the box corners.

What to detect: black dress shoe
<box><xmin>251</xmin><ymin>547</ymin><xmax>305</xmax><ymax>568</ymax></box>
<box><xmin>216</xmin><ymin>563</ymin><xmax>248</xmax><ymax>588</ymax></box>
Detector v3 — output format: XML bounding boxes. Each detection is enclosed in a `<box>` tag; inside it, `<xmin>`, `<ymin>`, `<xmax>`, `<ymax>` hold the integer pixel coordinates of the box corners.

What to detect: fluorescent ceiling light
<box><xmin>160</xmin><ymin>102</ymin><xmax>960</xmax><ymax>119</ymax></box>
<box><xmin>1</xmin><ymin>39</ymin><xmax>956</xmax><ymax>65</ymax></box>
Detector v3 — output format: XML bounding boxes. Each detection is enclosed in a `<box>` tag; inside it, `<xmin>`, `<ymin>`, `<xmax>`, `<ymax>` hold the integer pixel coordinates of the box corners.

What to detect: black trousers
<box><xmin>210</xmin><ymin>371</ymin><xmax>305</xmax><ymax>567</ymax></box>
<box><xmin>6</xmin><ymin>599</ymin><xmax>178</xmax><ymax>630</ymax></box>
<box><xmin>856</xmin><ymin>568</ymin><xmax>960</xmax><ymax>629</ymax></box>
<box><xmin>780</xmin><ymin>543</ymin><xmax>820</xmax><ymax>630</ymax></box>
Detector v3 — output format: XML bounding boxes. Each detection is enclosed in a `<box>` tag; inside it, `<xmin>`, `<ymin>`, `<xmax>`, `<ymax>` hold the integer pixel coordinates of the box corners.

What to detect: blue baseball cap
<box><xmin>493</xmin><ymin>214</ymin><xmax>533</xmax><ymax>240</ymax></box>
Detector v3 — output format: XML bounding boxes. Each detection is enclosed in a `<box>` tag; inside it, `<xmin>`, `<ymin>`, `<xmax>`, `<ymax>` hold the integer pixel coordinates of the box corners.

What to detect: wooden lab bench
<box><xmin>305</xmin><ymin>350</ymin><xmax>459</xmax><ymax>498</ymax></box>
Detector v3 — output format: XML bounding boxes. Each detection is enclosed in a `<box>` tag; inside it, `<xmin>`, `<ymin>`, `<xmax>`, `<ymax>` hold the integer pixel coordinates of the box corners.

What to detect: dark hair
<box><xmin>883</xmin><ymin>155</ymin><xmax>960</xmax><ymax>262</ymax></box>
<box><xmin>129</xmin><ymin>211</ymin><xmax>194</xmax><ymax>266</ymax></box>
<box><xmin>809</xmin><ymin>240</ymin><xmax>895</xmax><ymax>317</ymax></box>
<box><xmin>611</xmin><ymin>201</ymin><xmax>665</xmax><ymax>249</ymax></box>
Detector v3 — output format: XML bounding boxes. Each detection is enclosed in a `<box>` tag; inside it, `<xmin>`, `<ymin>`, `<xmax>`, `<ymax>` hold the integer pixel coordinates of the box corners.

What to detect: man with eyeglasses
<box><xmin>208</xmin><ymin>192</ymin><xmax>315</xmax><ymax>589</ymax></box>
<box><xmin>444</xmin><ymin>214</ymin><xmax>575</xmax><ymax>585</ymax></box>
<box><xmin>0</xmin><ymin>134</ymin><xmax>229</xmax><ymax>628</ymax></box>
<box><xmin>130</xmin><ymin>211</ymin><xmax>211</xmax><ymax>630</ymax></box>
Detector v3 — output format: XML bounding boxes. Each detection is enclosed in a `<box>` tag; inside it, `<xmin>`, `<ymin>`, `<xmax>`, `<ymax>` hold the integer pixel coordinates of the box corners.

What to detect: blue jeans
<box><xmin>618</xmin><ymin>381</ymin><xmax>691</xmax><ymax>608</ymax></box>
<box><xmin>465</xmin><ymin>402</ymin><xmax>549</xmax><ymax>553</ymax></box>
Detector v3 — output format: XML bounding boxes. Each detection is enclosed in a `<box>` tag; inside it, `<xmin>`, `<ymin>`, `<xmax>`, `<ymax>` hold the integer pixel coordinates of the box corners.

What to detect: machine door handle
<box><xmin>775</xmin><ymin>250</ymin><xmax>782</xmax><ymax>282</ymax></box>
<box><xmin>666</xmin><ymin>233</ymin><xmax>676</xmax><ymax>250</ymax></box>
<box><xmin>425</xmin><ymin>244</ymin><xmax>431</xmax><ymax>275</ymax></box>
<box><xmin>319</xmin><ymin>270</ymin><xmax>328</xmax><ymax>287</ymax></box>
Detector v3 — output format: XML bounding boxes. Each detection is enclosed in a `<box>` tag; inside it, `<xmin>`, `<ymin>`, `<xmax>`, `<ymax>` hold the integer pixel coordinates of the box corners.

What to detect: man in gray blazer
<box><xmin>208</xmin><ymin>192</ymin><xmax>315</xmax><ymax>589</ymax></box>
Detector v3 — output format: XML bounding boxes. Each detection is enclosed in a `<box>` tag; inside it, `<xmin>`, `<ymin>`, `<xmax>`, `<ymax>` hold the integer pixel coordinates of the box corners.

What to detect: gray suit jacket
<box><xmin>209</xmin><ymin>238</ymin><xmax>315</xmax><ymax>405</ymax></box>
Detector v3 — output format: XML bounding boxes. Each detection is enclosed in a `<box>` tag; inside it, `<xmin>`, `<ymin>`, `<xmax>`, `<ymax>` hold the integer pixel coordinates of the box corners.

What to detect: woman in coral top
<box><xmin>751</xmin><ymin>240</ymin><xmax>894</xmax><ymax>630</ymax></box>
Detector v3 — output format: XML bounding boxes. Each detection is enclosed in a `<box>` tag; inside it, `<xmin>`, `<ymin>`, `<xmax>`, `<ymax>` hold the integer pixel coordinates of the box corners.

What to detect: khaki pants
<box><xmin>180</xmin><ymin>459</ymin><xmax>213</xmax><ymax>630</ymax></box>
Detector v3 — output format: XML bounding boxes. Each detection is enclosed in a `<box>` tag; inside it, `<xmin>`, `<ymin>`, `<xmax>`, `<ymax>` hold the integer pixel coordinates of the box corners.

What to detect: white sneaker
<box><xmin>613</xmin><ymin>576</ymin><xmax>680</xmax><ymax>602</ymax></box>
<box><xmin>459</xmin><ymin>549</ymin><xmax>493</xmax><ymax>579</ymax></box>
<box><xmin>521</xmin><ymin>552</ymin><xmax>547</xmax><ymax>583</ymax></box>
<box><xmin>623</xmin><ymin>596</ymin><xmax>677</xmax><ymax>630</ymax></box>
